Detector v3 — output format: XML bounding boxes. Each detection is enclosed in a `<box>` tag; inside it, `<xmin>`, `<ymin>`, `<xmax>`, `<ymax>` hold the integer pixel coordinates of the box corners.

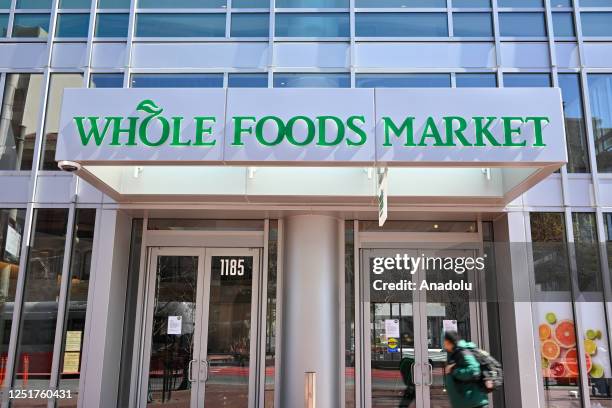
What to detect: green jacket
<box><xmin>445</xmin><ymin>340</ymin><xmax>489</xmax><ymax>408</ymax></box>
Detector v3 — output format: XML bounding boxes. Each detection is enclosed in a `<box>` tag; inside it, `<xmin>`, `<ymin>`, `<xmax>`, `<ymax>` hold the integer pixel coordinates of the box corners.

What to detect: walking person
<box><xmin>443</xmin><ymin>331</ymin><xmax>490</xmax><ymax>408</ymax></box>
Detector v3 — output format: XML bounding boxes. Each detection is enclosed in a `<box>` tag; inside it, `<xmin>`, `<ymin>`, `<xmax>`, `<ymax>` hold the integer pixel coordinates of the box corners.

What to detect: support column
<box><xmin>493</xmin><ymin>212</ymin><xmax>544</xmax><ymax>407</ymax></box>
<box><xmin>80</xmin><ymin>209</ymin><xmax>132</xmax><ymax>408</ymax></box>
<box><xmin>280</xmin><ymin>214</ymin><xmax>341</xmax><ymax>408</ymax></box>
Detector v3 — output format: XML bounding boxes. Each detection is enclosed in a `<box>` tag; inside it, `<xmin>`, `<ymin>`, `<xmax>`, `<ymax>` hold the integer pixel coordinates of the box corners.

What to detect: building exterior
<box><xmin>0</xmin><ymin>0</ymin><xmax>610</xmax><ymax>408</ymax></box>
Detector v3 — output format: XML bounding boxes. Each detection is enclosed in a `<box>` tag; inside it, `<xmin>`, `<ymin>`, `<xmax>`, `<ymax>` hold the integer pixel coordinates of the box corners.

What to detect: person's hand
<box><xmin>445</xmin><ymin>364</ymin><xmax>455</xmax><ymax>374</ymax></box>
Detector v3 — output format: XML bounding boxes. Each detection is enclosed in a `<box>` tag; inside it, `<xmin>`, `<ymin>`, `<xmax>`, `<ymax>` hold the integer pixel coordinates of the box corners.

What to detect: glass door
<box><xmin>140</xmin><ymin>248</ymin><xmax>260</xmax><ymax>408</ymax></box>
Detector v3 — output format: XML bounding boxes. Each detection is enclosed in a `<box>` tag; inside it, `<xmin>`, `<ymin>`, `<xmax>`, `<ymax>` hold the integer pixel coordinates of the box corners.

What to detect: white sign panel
<box><xmin>443</xmin><ymin>319</ymin><xmax>458</xmax><ymax>333</ymax></box>
<box><xmin>167</xmin><ymin>315</ymin><xmax>182</xmax><ymax>335</ymax></box>
<box><xmin>385</xmin><ymin>319</ymin><xmax>400</xmax><ymax>338</ymax></box>
<box><xmin>56</xmin><ymin>88</ymin><xmax>567</xmax><ymax>167</ymax></box>
<box><xmin>5</xmin><ymin>225</ymin><xmax>20</xmax><ymax>259</ymax></box>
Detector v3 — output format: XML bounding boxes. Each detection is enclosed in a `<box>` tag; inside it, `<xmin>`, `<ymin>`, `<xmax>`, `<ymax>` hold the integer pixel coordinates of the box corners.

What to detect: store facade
<box><xmin>0</xmin><ymin>1</ymin><xmax>611</xmax><ymax>408</ymax></box>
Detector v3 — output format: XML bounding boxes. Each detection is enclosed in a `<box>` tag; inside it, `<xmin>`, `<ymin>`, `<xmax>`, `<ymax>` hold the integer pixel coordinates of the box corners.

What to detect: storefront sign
<box><xmin>56</xmin><ymin>88</ymin><xmax>567</xmax><ymax>167</ymax></box>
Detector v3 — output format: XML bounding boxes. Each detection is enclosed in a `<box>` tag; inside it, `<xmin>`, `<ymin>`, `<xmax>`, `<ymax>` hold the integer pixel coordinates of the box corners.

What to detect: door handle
<box><xmin>411</xmin><ymin>362</ymin><xmax>420</xmax><ymax>385</ymax></box>
<box><xmin>200</xmin><ymin>359</ymin><xmax>209</xmax><ymax>383</ymax></box>
<box><xmin>187</xmin><ymin>359</ymin><xmax>197</xmax><ymax>383</ymax></box>
<box><xmin>426</xmin><ymin>363</ymin><xmax>433</xmax><ymax>386</ymax></box>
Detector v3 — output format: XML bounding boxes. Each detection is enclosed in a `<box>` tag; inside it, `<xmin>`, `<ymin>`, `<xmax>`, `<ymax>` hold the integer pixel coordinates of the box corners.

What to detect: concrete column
<box><xmin>280</xmin><ymin>214</ymin><xmax>341</xmax><ymax>408</ymax></box>
<box><xmin>493</xmin><ymin>212</ymin><xmax>544</xmax><ymax>407</ymax></box>
<box><xmin>80</xmin><ymin>209</ymin><xmax>132</xmax><ymax>408</ymax></box>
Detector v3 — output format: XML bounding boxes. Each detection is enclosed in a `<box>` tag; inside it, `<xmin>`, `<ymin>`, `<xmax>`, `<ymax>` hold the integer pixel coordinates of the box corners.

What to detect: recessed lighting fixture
<box><xmin>433</xmin><ymin>224</ymin><xmax>439</xmax><ymax>229</ymax></box>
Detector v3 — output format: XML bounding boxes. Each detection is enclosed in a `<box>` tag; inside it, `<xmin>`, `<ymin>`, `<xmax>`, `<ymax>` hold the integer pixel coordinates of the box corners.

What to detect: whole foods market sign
<box><xmin>56</xmin><ymin>88</ymin><xmax>567</xmax><ymax>166</ymax></box>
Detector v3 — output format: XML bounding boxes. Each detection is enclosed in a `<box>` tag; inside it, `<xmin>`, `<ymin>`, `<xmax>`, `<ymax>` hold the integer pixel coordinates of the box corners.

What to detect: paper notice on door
<box><xmin>443</xmin><ymin>319</ymin><xmax>458</xmax><ymax>333</ymax></box>
<box><xmin>168</xmin><ymin>316</ymin><xmax>182</xmax><ymax>335</ymax></box>
<box><xmin>62</xmin><ymin>352</ymin><xmax>80</xmax><ymax>374</ymax></box>
<box><xmin>65</xmin><ymin>331</ymin><xmax>82</xmax><ymax>352</ymax></box>
<box><xmin>385</xmin><ymin>319</ymin><xmax>400</xmax><ymax>338</ymax></box>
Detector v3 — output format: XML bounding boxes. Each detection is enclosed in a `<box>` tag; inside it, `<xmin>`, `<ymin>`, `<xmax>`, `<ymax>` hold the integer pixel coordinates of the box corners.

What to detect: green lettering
<box><xmin>170</xmin><ymin>117</ymin><xmax>190</xmax><ymax>146</ymax></box>
<box><xmin>473</xmin><ymin>116</ymin><xmax>500</xmax><ymax>146</ymax></box>
<box><xmin>418</xmin><ymin>117</ymin><xmax>445</xmax><ymax>146</ymax></box>
<box><xmin>285</xmin><ymin>116</ymin><xmax>315</xmax><ymax>146</ymax></box>
<box><xmin>232</xmin><ymin>116</ymin><xmax>256</xmax><ymax>146</ymax></box>
<box><xmin>382</xmin><ymin>117</ymin><xmax>415</xmax><ymax>147</ymax></box>
<box><xmin>194</xmin><ymin>116</ymin><xmax>217</xmax><ymax>146</ymax></box>
<box><xmin>502</xmin><ymin>116</ymin><xmax>526</xmax><ymax>147</ymax></box>
<box><xmin>109</xmin><ymin>117</ymin><xmax>138</xmax><ymax>146</ymax></box>
<box><xmin>525</xmin><ymin>116</ymin><xmax>549</xmax><ymax>147</ymax></box>
<box><xmin>139</xmin><ymin>116</ymin><xmax>170</xmax><ymax>147</ymax></box>
<box><xmin>317</xmin><ymin>116</ymin><xmax>344</xmax><ymax>146</ymax></box>
<box><xmin>346</xmin><ymin>115</ymin><xmax>367</xmax><ymax>146</ymax></box>
<box><xmin>443</xmin><ymin>116</ymin><xmax>471</xmax><ymax>146</ymax></box>
<box><xmin>255</xmin><ymin>116</ymin><xmax>285</xmax><ymax>146</ymax></box>
<box><xmin>74</xmin><ymin>116</ymin><xmax>112</xmax><ymax>146</ymax></box>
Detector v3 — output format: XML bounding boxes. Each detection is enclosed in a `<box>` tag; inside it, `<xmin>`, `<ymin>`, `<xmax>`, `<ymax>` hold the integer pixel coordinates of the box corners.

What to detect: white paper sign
<box><xmin>385</xmin><ymin>319</ymin><xmax>400</xmax><ymax>338</ymax></box>
<box><xmin>5</xmin><ymin>225</ymin><xmax>20</xmax><ymax>259</ymax></box>
<box><xmin>443</xmin><ymin>319</ymin><xmax>458</xmax><ymax>333</ymax></box>
<box><xmin>168</xmin><ymin>316</ymin><xmax>182</xmax><ymax>335</ymax></box>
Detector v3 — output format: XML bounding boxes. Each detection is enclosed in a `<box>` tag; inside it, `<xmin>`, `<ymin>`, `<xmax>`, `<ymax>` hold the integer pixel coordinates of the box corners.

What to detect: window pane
<box><xmin>0</xmin><ymin>0</ymin><xmax>9</xmax><ymax>8</ymax></box>
<box><xmin>12</xmin><ymin>14</ymin><xmax>50</xmax><ymax>38</ymax></box>
<box><xmin>95</xmin><ymin>13</ymin><xmax>129</xmax><ymax>37</ymax></box>
<box><xmin>453</xmin><ymin>12</ymin><xmax>492</xmax><ymax>36</ymax></box>
<box><xmin>138</xmin><ymin>0</ymin><xmax>226</xmax><ymax>7</ymax></box>
<box><xmin>582</xmin><ymin>0</ymin><xmax>612</xmax><ymax>5</ymax></box>
<box><xmin>356</xmin><ymin>0</ymin><xmax>446</xmax><ymax>7</ymax></box>
<box><xmin>455</xmin><ymin>73</ymin><xmax>497</xmax><ymax>87</ymax></box>
<box><xmin>98</xmin><ymin>0</ymin><xmax>129</xmax><ymax>8</ymax></box>
<box><xmin>276</xmin><ymin>0</ymin><xmax>347</xmax><ymax>7</ymax></box>
<box><xmin>231</xmin><ymin>13</ymin><xmax>269</xmax><ymax>37</ymax></box>
<box><xmin>581</xmin><ymin>13</ymin><xmax>612</xmax><ymax>37</ymax></box>
<box><xmin>56</xmin><ymin>13</ymin><xmax>90</xmax><ymax>37</ymax></box>
<box><xmin>0</xmin><ymin>14</ymin><xmax>7</xmax><ymax>37</ymax></box>
<box><xmin>0</xmin><ymin>209</ymin><xmax>25</xmax><ymax>403</ymax></box>
<box><xmin>356</xmin><ymin>74</ymin><xmax>451</xmax><ymax>88</ymax></box>
<box><xmin>131</xmin><ymin>74</ymin><xmax>224</xmax><ymax>88</ymax></box>
<box><xmin>16</xmin><ymin>0</ymin><xmax>52</xmax><ymax>8</ymax></box>
<box><xmin>263</xmin><ymin>221</ymin><xmax>278</xmax><ymax>408</ymax></box>
<box><xmin>498</xmin><ymin>0</ymin><xmax>542</xmax><ymax>6</ymax></box>
<box><xmin>587</xmin><ymin>74</ymin><xmax>612</xmax><ymax>173</ymax></box>
<box><xmin>136</xmin><ymin>13</ymin><xmax>225</xmax><ymax>37</ymax></box>
<box><xmin>273</xmin><ymin>73</ymin><xmax>350</xmax><ymax>88</ymax></box>
<box><xmin>551</xmin><ymin>0</ymin><xmax>571</xmax><ymax>6</ymax></box>
<box><xmin>453</xmin><ymin>0</ymin><xmax>490</xmax><ymax>6</ymax></box>
<box><xmin>60</xmin><ymin>0</ymin><xmax>90</xmax><ymax>8</ymax></box>
<box><xmin>57</xmin><ymin>209</ymin><xmax>96</xmax><ymax>407</ymax></box>
<box><xmin>503</xmin><ymin>73</ymin><xmax>551</xmax><ymax>87</ymax></box>
<box><xmin>41</xmin><ymin>74</ymin><xmax>84</xmax><ymax>170</ymax></box>
<box><xmin>228</xmin><ymin>73</ymin><xmax>268</xmax><ymax>88</ymax></box>
<box><xmin>275</xmin><ymin>13</ymin><xmax>349</xmax><ymax>37</ymax></box>
<box><xmin>355</xmin><ymin>12</ymin><xmax>448</xmax><ymax>36</ymax></box>
<box><xmin>233</xmin><ymin>0</ymin><xmax>269</xmax><ymax>7</ymax></box>
<box><xmin>0</xmin><ymin>74</ymin><xmax>44</xmax><ymax>170</ymax></box>
<box><xmin>552</xmin><ymin>12</ymin><xmax>574</xmax><ymax>37</ymax></box>
<box><xmin>13</xmin><ymin>209</ymin><xmax>69</xmax><ymax>404</ymax></box>
<box><xmin>499</xmin><ymin>12</ymin><xmax>546</xmax><ymax>36</ymax></box>
<box><xmin>558</xmin><ymin>74</ymin><xmax>589</xmax><ymax>173</ymax></box>
<box><xmin>90</xmin><ymin>73</ymin><xmax>124</xmax><ymax>88</ymax></box>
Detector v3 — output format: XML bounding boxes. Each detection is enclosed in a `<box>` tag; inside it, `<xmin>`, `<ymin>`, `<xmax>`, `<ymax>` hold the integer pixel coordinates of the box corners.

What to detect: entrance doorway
<box><xmin>139</xmin><ymin>247</ymin><xmax>260</xmax><ymax>408</ymax></box>
<box><xmin>361</xmin><ymin>247</ymin><xmax>487</xmax><ymax>408</ymax></box>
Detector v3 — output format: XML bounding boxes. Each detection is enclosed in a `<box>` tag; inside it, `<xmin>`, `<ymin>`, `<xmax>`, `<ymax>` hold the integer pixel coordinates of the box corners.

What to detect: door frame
<box><xmin>135</xmin><ymin>244</ymin><xmax>264</xmax><ymax>408</ymax></box>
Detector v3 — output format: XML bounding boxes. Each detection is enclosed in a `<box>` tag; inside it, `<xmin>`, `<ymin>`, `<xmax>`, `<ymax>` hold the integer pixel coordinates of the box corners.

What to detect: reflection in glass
<box><xmin>56</xmin><ymin>13</ymin><xmax>90</xmax><ymax>37</ymax></box>
<box><xmin>345</xmin><ymin>222</ymin><xmax>355</xmax><ymax>408</ymax></box>
<box><xmin>12</xmin><ymin>14</ymin><xmax>50</xmax><ymax>38</ymax></box>
<box><xmin>264</xmin><ymin>222</ymin><xmax>278</xmax><ymax>408</ymax></box>
<box><xmin>231</xmin><ymin>13</ymin><xmax>269</xmax><ymax>37</ymax></box>
<box><xmin>581</xmin><ymin>0</ymin><xmax>612</xmax><ymax>5</ymax></box>
<box><xmin>13</xmin><ymin>209</ymin><xmax>69</xmax><ymax>407</ymax></box>
<box><xmin>499</xmin><ymin>12</ymin><xmax>546</xmax><ymax>37</ymax></box>
<box><xmin>552</xmin><ymin>12</ymin><xmax>575</xmax><ymax>37</ymax></box>
<box><xmin>204</xmin><ymin>256</ymin><xmax>254</xmax><ymax>407</ymax></box>
<box><xmin>136</xmin><ymin>14</ymin><xmax>226</xmax><ymax>37</ymax></box>
<box><xmin>0</xmin><ymin>73</ymin><xmax>43</xmax><ymax>170</ymax></box>
<box><xmin>581</xmin><ymin>12</ymin><xmax>612</xmax><ymax>37</ymax></box>
<box><xmin>16</xmin><ymin>0</ymin><xmax>52</xmax><ymax>8</ymax></box>
<box><xmin>98</xmin><ymin>0</ymin><xmax>129</xmax><ymax>8</ymax></box>
<box><xmin>59</xmin><ymin>0</ymin><xmax>90</xmax><ymax>8</ymax></box>
<box><xmin>95</xmin><ymin>13</ymin><xmax>129</xmax><ymax>37</ymax></box>
<box><xmin>138</xmin><ymin>0</ymin><xmax>226</xmax><ymax>7</ymax></box>
<box><xmin>498</xmin><ymin>0</ymin><xmax>542</xmax><ymax>6</ymax></box>
<box><xmin>356</xmin><ymin>0</ymin><xmax>446</xmax><ymax>7</ymax></box>
<box><xmin>276</xmin><ymin>0</ymin><xmax>347</xmax><ymax>6</ymax></box>
<box><xmin>273</xmin><ymin>73</ymin><xmax>350</xmax><ymax>88</ymax></box>
<box><xmin>0</xmin><ymin>0</ymin><xmax>9</xmax><ymax>8</ymax></box>
<box><xmin>228</xmin><ymin>73</ymin><xmax>268</xmax><ymax>88</ymax></box>
<box><xmin>453</xmin><ymin>0</ymin><xmax>490</xmax><ymax>6</ymax></box>
<box><xmin>0</xmin><ymin>209</ymin><xmax>26</xmax><ymax>401</ymax></box>
<box><xmin>558</xmin><ymin>74</ymin><xmax>589</xmax><ymax>173</ymax></box>
<box><xmin>90</xmin><ymin>73</ymin><xmax>124</xmax><ymax>88</ymax></box>
<box><xmin>41</xmin><ymin>74</ymin><xmax>84</xmax><ymax>170</ymax></box>
<box><xmin>233</xmin><ymin>0</ymin><xmax>268</xmax><ymax>7</ymax></box>
<box><xmin>503</xmin><ymin>73</ymin><xmax>551</xmax><ymax>87</ymax></box>
<box><xmin>587</xmin><ymin>74</ymin><xmax>612</xmax><ymax>173</ymax></box>
<box><xmin>356</xmin><ymin>74</ymin><xmax>451</xmax><ymax>88</ymax></box>
<box><xmin>453</xmin><ymin>12</ymin><xmax>493</xmax><ymax>37</ymax></box>
<box><xmin>146</xmin><ymin>256</ymin><xmax>198</xmax><ymax>407</ymax></box>
<box><xmin>57</xmin><ymin>209</ymin><xmax>96</xmax><ymax>407</ymax></box>
<box><xmin>455</xmin><ymin>73</ymin><xmax>497</xmax><ymax>88</ymax></box>
<box><xmin>0</xmin><ymin>15</ymin><xmax>7</xmax><ymax>37</ymax></box>
<box><xmin>356</xmin><ymin>12</ymin><xmax>448</xmax><ymax>37</ymax></box>
<box><xmin>275</xmin><ymin>13</ymin><xmax>349</xmax><ymax>37</ymax></box>
<box><xmin>551</xmin><ymin>0</ymin><xmax>571</xmax><ymax>5</ymax></box>
<box><xmin>131</xmin><ymin>74</ymin><xmax>224</xmax><ymax>88</ymax></box>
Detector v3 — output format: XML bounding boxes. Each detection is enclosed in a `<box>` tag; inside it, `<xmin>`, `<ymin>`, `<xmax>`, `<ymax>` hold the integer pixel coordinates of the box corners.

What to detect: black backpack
<box><xmin>470</xmin><ymin>348</ymin><xmax>504</xmax><ymax>393</ymax></box>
